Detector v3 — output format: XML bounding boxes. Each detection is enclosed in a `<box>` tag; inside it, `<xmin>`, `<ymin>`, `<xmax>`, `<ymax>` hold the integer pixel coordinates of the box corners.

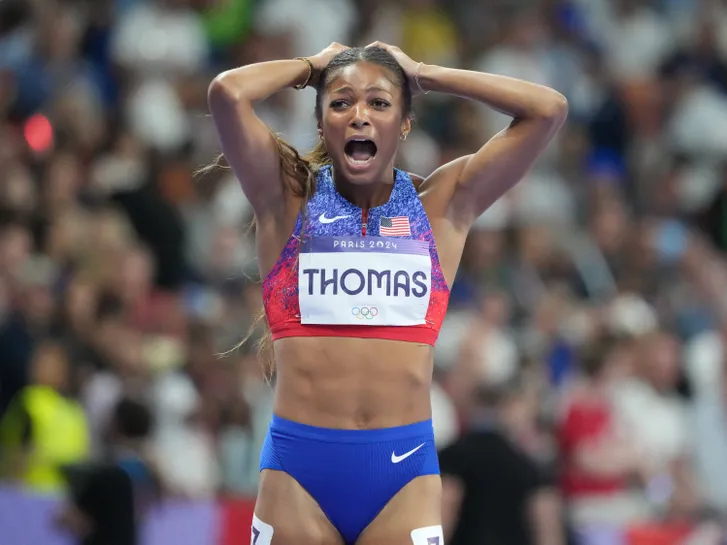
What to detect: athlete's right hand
<box><xmin>308</xmin><ymin>42</ymin><xmax>350</xmax><ymax>85</ymax></box>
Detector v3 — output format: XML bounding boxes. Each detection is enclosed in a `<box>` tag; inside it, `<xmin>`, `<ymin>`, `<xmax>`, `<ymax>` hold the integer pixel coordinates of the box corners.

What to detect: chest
<box><xmin>304</xmin><ymin>197</ymin><xmax>424</xmax><ymax>241</ymax></box>
<box><xmin>297</xmin><ymin>173</ymin><xmax>436</xmax><ymax>326</ymax></box>
<box><xmin>302</xmin><ymin>167</ymin><xmax>429</xmax><ymax>237</ymax></box>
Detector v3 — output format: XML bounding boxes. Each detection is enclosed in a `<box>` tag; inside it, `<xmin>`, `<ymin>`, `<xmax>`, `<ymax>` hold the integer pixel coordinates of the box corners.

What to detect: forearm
<box><xmin>417</xmin><ymin>64</ymin><xmax>566</xmax><ymax>119</ymax></box>
<box><xmin>211</xmin><ymin>59</ymin><xmax>309</xmax><ymax>103</ymax></box>
<box><xmin>529</xmin><ymin>489</ymin><xmax>566</xmax><ymax>545</ymax></box>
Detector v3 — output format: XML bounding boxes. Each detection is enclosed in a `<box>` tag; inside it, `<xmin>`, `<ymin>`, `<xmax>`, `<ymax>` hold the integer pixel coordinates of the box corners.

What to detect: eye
<box><xmin>371</xmin><ymin>99</ymin><xmax>391</xmax><ymax>109</ymax></box>
<box><xmin>330</xmin><ymin>99</ymin><xmax>349</xmax><ymax>109</ymax></box>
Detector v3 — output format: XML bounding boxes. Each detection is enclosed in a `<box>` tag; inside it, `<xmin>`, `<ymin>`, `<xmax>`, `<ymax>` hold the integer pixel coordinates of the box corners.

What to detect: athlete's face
<box><xmin>319</xmin><ymin>62</ymin><xmax>411</xmax><ymax>185</ymax></box>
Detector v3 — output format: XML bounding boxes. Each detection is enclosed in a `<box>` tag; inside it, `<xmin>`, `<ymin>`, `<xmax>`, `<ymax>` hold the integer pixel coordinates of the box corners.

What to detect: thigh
<box><xmin>253</xmin><ymin>469</ymin><xmax>344</xmax><ymax>545</ymax></box>
<box><xmin>356</xmin><ymin>475</ymin><xmax>443</xmax><ymax>545</ymax></box>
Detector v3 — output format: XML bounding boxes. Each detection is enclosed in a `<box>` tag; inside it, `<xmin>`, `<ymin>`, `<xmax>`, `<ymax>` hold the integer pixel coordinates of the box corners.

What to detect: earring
<box><xmin>318</xmin><ymin>131</ymin><xmax>323</xmax><ymax>141</ymax></box>
<box><xmin>400</xmin><ymin>133</ymin><xmax>408</xmax><ymax>141</ymax></box>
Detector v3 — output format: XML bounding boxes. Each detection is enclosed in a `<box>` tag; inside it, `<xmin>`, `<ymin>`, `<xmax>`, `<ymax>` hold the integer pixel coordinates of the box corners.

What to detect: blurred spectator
<box><xmin>690</xmin><ymin>336</ymin><xmax>727</xmax><ymax>515</ymax></box>
<box><xmin>218</xmin><ymin>395</ymin><xmax>256</xmax><ymax>496</ymax></box>
<box><xmin>611</xmin><ymin>330</ymin><xmax>700</xmax><ymax>520</ymax></box>
<box><xmin>473</xmin><ymin>8</ymin><xmax>562</xmax><ymax>137</ymax></box>
<box><xmin>55</xmin><ymin>397</ymin><xmax>159</xmax><ymax>545</ymax></box>
<box><xmin>695</xmin><ymin>165</ymin><xmax>727</xmax><ymax>254</ymax></box>
<box><xmin>440</xmin><ymin>378</ymin><xmax>566</xmax><ymax>545</ymax></box>
<box><xmin>600</xmin><ymin>0</ymin><xmax>672</xmax><ymax>83</ymax></box>
<box><xmin>112</xmin><ymin>0</ymin><xmax>209</xmax><ymax>153</ymax></box>
<box><xmin>399</xmin><ymin>0</ymin><xmax>459</xmax><ymax>68</ymax></box>
<box><xmin>152</xmin><ymin>365</ymin><xmax>220</xmax><ymax>498</ymax></box>
<box><xmin>430</xmin><ymin>376</ymin><xmax>459</xmax><ymax>449</ymax></box>
<box><xmin>558</xmin><ymin>336</ymin><xmax>650</xmax><ymax>529</ymax></box>
<box><xmin>0</xmin><ymin>340</ymin><xmax>89</xmax><ymax>494</ymax></box>
<box><xmin>448</xmin><ymin>291</ymin><xmax>518</xmax><ymax>418</ymax></box>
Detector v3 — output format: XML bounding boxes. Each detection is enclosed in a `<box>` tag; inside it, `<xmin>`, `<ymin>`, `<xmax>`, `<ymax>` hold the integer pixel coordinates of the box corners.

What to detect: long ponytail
<box><xmin>210</xmin><ymin>130</ymin><xmax>330</xmax><ymax>381</ymax></box>
<box><xmin>252</xmin><ymin>132</ymin><xmax>330</xmax><ymax>380</ymax></box>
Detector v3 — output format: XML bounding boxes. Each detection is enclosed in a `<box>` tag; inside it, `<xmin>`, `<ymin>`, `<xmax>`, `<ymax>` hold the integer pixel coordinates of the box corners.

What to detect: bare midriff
<box><xmin>272</xmin><ymin>336</ymin><xmax>434</xmax><ymax>430</ymax></box>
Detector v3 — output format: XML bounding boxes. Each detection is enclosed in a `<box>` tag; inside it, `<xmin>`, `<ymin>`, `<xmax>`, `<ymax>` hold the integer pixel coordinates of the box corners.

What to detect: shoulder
<box><xmin>407</xmin><ymin>171</ymin><xmax>426</xmax><ymax>191</ymax></box>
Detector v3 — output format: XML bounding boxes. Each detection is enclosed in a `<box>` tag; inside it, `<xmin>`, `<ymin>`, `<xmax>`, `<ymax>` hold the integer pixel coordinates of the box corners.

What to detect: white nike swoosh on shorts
<box><xmin>391</xmin><ymin>443</ymin><xmax>425</xmax><ymax>464</ymax></box>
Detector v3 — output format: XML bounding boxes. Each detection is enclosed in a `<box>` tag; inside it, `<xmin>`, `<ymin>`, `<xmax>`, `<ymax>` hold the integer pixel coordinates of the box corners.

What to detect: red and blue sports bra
<box><xmin>262</xmin><ymin>166</ymin><xmax>450</xmax><ymax>346</ymax></box>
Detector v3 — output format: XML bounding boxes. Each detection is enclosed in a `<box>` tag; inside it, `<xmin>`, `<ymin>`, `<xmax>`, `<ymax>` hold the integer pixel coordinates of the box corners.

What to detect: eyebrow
<box><xmin>330</xmin><ymin>85</ymin><xmax>392</xmax><ymax>95</ymax></box>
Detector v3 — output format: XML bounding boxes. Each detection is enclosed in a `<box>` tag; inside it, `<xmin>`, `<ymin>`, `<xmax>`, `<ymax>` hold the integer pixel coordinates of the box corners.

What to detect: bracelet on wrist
<box><xmin>293</xmin><ymin>57</ymin><xmax>313</xmax><ymax>90</ymax></box>
<box><xmin>415</xmin><ymin>62</ymin><xmax>429</xmax><ymax>95</ymax></box>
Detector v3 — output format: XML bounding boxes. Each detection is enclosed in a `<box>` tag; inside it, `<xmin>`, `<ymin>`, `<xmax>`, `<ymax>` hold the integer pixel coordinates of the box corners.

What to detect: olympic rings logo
<box><xmin>351</xmin><ymin>306</ymin><xmax>378</xmax><ymax>320</ymax></box>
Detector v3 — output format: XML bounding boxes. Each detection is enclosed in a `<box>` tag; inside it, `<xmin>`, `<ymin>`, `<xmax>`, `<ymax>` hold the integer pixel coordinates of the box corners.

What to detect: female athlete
<box><xmin>208</xmin><ymin>42</ymin><xmax>567</xmax><ymax>545</ymax></box>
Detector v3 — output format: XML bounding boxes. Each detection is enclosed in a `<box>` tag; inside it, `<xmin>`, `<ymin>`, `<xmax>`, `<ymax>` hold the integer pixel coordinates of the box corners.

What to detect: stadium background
<box><xmin>2</xmin><ymin>0</ymin><xmax>727</xmax><ymax>543</ymax></box>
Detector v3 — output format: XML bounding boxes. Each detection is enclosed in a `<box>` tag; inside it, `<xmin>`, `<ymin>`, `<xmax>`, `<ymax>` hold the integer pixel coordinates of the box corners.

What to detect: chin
<box><xmin>340</xmin><ymin>155</ymin><xmax>380</xmax><ymax>184</ymax></box>
<box><xmin>334</xmin><ymin>153</ymin><xmax>394</xmax><ymax>185</ymax></box>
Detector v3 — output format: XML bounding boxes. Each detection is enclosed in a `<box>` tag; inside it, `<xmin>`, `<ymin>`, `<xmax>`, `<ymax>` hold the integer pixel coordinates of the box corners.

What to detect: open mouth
<box><xmin>344</xmin><ymin>139</ymin><xmax>377</xmax><ymax>167</ymax></box>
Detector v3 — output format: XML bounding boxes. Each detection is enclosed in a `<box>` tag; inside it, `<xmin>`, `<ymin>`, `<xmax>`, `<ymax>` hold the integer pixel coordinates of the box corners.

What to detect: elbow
<box><xmin>537</xmin><ymin>91</ymin><xmax>569</xmax><ymax>125</ymax></box>
<box><xmin>208</xmin><ymin>71</ymin><xmax>246</xmax><ymax>107</ymax></box>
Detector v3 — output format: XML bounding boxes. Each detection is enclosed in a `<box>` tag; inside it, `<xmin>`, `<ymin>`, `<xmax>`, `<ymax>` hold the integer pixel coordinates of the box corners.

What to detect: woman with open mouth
<box><xmin>207</xmin><ymin>41</ymin><xmax>568</xmax><ymax>545</ymax></box>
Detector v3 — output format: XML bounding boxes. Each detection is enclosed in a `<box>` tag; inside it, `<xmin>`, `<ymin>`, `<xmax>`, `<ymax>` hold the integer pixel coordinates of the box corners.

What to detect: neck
<box><xmin>332</xmin><ymin>166</ymin><xmax>396</xmax><ymax>209</ymax></box>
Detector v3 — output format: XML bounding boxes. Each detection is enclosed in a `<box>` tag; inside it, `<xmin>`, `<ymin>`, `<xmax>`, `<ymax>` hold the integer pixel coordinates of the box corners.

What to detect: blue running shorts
<box><xmin>260</xmin><ymin>415</ymin><xmax>440</xmax><ymax>544</ymax></box>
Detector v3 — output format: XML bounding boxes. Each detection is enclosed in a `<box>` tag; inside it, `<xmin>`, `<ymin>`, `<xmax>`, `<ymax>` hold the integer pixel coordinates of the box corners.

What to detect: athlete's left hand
<box><xmin>365</xmin><ymin>41</ymin><xmax>423</xmax><ymax>96</ymax></box>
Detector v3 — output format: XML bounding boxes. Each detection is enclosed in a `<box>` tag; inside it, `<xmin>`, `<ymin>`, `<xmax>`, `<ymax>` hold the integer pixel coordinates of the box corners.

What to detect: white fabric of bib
<box><xmin>299</xmin><ymin>236</ymin><xmax>432</xmax><ymax>326</ymax></box>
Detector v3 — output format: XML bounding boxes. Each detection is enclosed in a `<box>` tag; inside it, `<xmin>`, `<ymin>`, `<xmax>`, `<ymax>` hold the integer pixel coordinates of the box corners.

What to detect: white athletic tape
<box><xmin>251</xmin><ymin>514</ymin><xmax>274</xmax><ymax>545</ymax></box>
<box><xmin>410</xmin><ymin>524</ymin><xmax>444</xmax><ymax>545</ymax></box>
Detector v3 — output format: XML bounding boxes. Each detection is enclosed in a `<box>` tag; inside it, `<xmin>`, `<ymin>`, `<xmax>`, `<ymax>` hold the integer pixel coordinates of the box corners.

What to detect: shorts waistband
<box><xmin>269</xmin><ymin>414</ymin><xmax>434</xmax><ymax>444</ymax></box>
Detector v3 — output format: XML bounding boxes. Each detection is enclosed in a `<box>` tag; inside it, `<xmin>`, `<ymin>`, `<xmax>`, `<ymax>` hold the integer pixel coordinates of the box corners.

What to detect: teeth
<box><xmin>349</xmin><ymin>157</ymin><xmax>373</xmax><ymax>165</ymax></box>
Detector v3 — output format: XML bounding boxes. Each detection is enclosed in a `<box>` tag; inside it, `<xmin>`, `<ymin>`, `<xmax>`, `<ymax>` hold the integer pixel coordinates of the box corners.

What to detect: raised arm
<box><xmin>207</xmin><ymin>44</ymin><xmax>348</xmax><ymax>218</ymax></box>
<box><xmin>421</xmin><ymin>65</ymin><xmax>567</xmax><ymax>224</ymax></box>
<box><xmin>367</xmin><ymin>43</ymin><xmax>568</xmax><ymax>230</ymax></box>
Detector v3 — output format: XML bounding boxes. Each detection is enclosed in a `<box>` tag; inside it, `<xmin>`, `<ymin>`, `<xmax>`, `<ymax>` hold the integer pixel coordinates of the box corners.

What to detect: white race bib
<box><xmin>299</xmin><ymin>237</ymin><xmax>432</xmax><ymax>326</ymax></box>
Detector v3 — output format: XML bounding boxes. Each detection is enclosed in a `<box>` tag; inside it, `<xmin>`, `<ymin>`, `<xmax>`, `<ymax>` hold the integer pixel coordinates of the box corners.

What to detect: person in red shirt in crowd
<box><xmin>558</xmin><ymin>336</ymin><xmax>651</xmax><ymax>530</ymax></box>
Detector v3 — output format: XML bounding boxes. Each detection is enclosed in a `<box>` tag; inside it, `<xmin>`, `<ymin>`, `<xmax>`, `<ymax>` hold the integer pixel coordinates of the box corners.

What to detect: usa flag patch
<box><xmin>380</xmin><ymin>216</ymin><xmax>411</xmax><ymax>237</ymax></box>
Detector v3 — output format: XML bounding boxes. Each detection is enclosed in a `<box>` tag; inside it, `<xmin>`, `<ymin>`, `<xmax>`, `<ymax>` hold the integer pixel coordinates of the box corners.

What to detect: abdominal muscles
<box><xmin>271</xmin><ymin>336</ymin><xmax>435</xmax><ymax>429</ymax></box>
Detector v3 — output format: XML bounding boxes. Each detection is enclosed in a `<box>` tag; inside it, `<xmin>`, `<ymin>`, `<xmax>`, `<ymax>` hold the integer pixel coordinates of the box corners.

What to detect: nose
<box><xmin>349</xmin><ymin>103</ymin><xmax>370</xmax><ymax>129</ymax></box>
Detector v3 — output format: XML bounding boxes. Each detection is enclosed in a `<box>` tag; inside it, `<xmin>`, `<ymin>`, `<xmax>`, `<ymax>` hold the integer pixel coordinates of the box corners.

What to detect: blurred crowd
<box><xmin>2</xmin><ymin>0</ymin><xmax>727</xmax><ymax>542</ymax></box>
